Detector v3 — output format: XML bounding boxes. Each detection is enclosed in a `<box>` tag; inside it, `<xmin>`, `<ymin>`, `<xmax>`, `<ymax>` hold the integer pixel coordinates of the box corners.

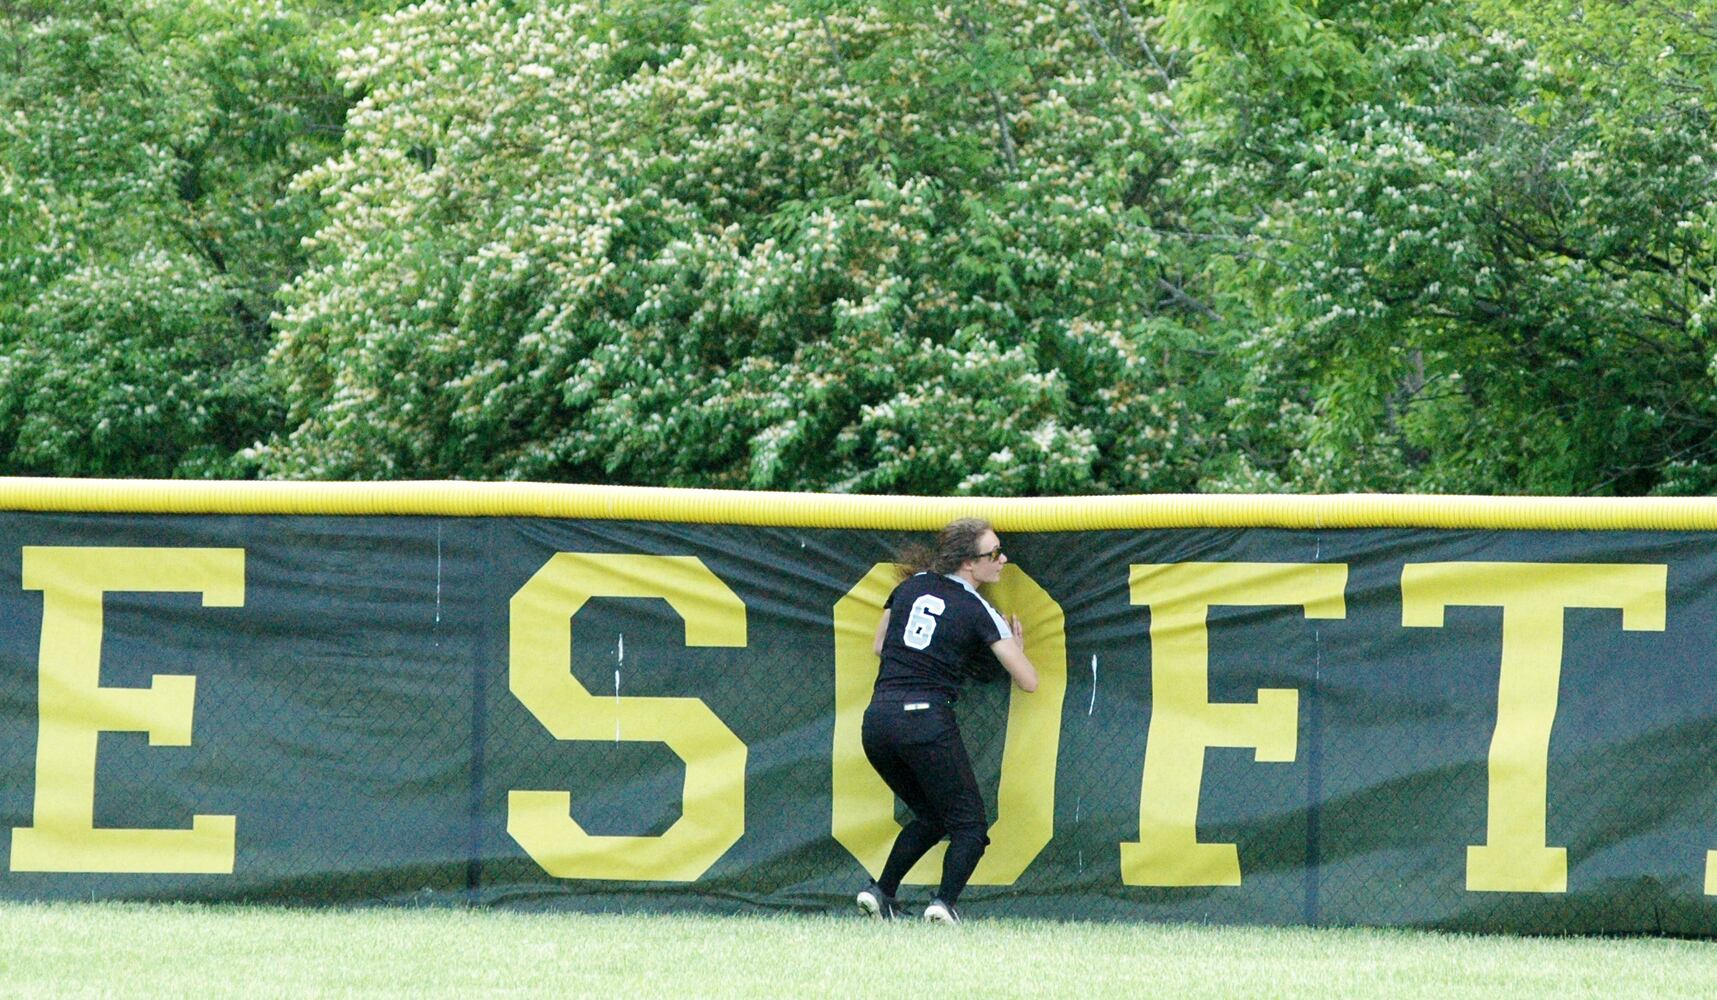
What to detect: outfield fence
<box><xmin>1</xmin><ymin>479</ymin><xmax>1715</xmax><ymax>934</ymax></box>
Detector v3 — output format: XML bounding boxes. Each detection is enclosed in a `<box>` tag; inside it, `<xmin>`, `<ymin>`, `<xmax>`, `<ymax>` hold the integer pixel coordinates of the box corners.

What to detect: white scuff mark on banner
<box><xmin>1076</xmin><ymin>794</ymin><xmax>1084</xmax><ymax>874</ymax></box>
<box><xmin>1089</xmin><ymin>655</ymin><xmax>1098</xmax><ymax>715</ymax></box>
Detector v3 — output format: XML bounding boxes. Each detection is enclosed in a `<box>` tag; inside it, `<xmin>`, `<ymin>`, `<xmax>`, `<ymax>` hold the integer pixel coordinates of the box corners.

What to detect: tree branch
<box><xmin>1156</xmin><ymin>276</ymin><xmax>1221</xmax><ymax>321</ymax></box>
<box><xmin>817</xmin><ymin>13</ymin><xmax>849</xmax><ymax>86</ymax></box>
<box><xmin>1070</xmin><ymin>0</ymin><xmax>1117</xmax><ymax>63</ymax></box>
<box><xmin>957</xmin><ymin>14</ymin><xmax>1019</xmax><ymax>176</ymax></box>
<box><xmin>1112</xmin><ymin>0</ymin><xmax>1175</xmax><ymax>84</ymax></box>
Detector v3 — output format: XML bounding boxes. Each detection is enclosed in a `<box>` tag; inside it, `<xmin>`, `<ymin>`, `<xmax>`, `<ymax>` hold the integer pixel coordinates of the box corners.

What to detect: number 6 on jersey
<box><xmin>902</xmin><ymin>595</ymin><xmax>945</xmax><ymax>649</ymax></box>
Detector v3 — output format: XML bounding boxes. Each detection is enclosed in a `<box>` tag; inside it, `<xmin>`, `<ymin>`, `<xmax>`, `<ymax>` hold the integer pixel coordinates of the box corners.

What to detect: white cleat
<box><xmin>923</xmin><ymin>898</ymin><xmax>960</xmax><ymax>924</ymax></box>
<box><xmin>857</xmin><ymin>882</ymin><xmax>900</xmax><ymax>920</ymax></box>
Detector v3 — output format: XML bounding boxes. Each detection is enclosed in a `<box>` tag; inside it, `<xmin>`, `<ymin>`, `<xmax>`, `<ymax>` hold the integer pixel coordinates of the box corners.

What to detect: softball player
<box><xmin>855</xmin><ymin>517</ymin><xmax>1039</xmax><ymax>923</ymax></box>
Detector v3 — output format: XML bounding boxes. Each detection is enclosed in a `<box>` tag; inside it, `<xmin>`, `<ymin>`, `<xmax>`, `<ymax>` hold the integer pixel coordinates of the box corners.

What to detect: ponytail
<box><xmin>895</xmin><ymin>517</ymin><xmax>993</xmax><ymax>580</ymax></box>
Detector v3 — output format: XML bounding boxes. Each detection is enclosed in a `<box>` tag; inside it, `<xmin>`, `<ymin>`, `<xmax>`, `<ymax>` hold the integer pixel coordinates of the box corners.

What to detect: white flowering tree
<box><xmin>264</xmin><ymin>0</ymin><xmax>1239</xmax><ymax>492</ymax></box>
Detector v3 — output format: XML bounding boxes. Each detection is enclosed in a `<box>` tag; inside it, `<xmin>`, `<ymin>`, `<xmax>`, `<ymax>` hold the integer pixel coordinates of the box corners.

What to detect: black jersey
<box><xmin>873</xmin><ymin>573</ymin><xmax>1013</xmax><ymax>702</ymax></box>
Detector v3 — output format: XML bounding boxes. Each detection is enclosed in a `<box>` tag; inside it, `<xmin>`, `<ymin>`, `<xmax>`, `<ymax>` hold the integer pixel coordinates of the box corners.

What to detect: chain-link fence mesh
<box><xmin>1</xmin><ymin>514</ymin><xmax>1714</xmax><ymax>934</ymax></box>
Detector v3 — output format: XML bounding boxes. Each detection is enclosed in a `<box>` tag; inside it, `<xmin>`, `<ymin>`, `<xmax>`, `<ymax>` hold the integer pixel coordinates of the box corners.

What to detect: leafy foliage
<box><xmin>0</xmin><ymin>0</ymin><xmax>358</xmax><ymax>476</ymax></box>
<box><xmin>3</xmin><ymin>0</ymin><xmax>1714</xmax><ymax>495</ymax></box>
<box><xmin>1227</xmin><ymin>3</ymin><xmax>1717</xmax><ymax>493</ymax></box>
<box><xmin>265</xmin><ymin>0</ymin><xmax>1231</xmax><ymax>493</ymax></box>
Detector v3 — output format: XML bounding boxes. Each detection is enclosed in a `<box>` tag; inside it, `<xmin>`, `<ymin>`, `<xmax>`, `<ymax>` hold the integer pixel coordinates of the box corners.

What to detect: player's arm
<box><xmin>873</xmin><ymin>609</ymin><xmax>891</xmax><ymax>656</ymax></box>
<box><xmin>990</xmin><ymin>613</ymin><xmax>1038</xmax><ymax>692</ymax></box>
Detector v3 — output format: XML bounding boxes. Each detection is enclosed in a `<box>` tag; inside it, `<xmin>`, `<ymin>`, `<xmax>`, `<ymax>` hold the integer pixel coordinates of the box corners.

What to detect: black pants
<box><xmin>861</xmin><ymin>697</ymin><xmax>990</xmax><ymax>905</ymax></box>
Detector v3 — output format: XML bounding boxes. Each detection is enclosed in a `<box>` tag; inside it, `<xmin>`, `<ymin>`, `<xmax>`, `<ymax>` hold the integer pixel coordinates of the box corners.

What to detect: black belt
<box><xmin>870</xmin><ymin>691</ymin><xmax>953</xmax><ymax>709</ymax></box>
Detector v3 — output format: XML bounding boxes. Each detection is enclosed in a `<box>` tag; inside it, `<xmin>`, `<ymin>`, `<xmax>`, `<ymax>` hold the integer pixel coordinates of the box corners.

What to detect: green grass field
<box><xmin>2</xmin><ymin>902</ymin><xmax>1714</xmax><ymax>998</ymax></box>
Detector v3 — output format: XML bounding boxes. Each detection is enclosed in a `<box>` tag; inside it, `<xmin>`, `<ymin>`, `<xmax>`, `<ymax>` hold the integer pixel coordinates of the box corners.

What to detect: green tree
<box><xmin>1187</xmin><ymin>1</ymin><xmax>1717</xmax><ymax>494</ymax></box>
<box><xmin>265</xmin><ymin>0</ymin><xmax>1239</xmax><ymax>493</ymax></box>
<box><xmin>0</xmin><ymin>0</ymin><xmax>358</xmax><ymax>476</ymax></box>
<box><xmin>9</xmin><ymin>0</ymin><xmax>1709</xmax><ymax>497</ymax></box>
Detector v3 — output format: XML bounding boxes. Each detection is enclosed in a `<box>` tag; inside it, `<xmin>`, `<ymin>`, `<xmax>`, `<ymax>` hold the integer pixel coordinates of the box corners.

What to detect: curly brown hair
<box><xmin>895</xmin><ymin>517</ymin><xmax>994</xmax><ymax>579</ymax></box>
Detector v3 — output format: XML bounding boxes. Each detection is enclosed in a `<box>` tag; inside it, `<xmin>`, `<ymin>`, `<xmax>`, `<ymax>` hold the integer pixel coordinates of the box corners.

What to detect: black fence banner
<box><xmin>1</xmin><ymin>480</ymin><xmax>1715</xmax><ymax>934</ymax></box>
